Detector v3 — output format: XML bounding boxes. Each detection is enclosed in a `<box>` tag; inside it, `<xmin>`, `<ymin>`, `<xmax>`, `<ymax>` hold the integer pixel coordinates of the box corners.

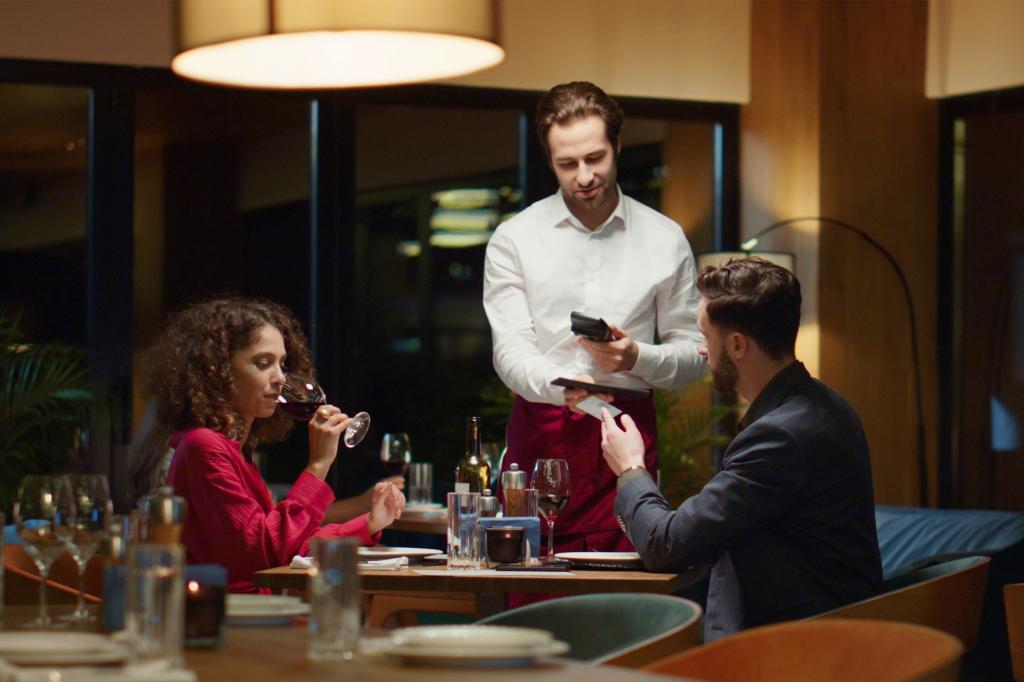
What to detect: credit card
<box><xmin>576</xmin><ymin>395</ymin><xmax>622</xmax><ymax>420</ymax></box>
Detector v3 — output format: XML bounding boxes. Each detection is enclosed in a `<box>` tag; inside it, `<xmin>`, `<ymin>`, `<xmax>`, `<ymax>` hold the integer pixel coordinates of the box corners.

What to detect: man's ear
<box><xmin>728</xmin><ymin>331</ymin><xmax>749</xmax><ymax>360</ymax></box>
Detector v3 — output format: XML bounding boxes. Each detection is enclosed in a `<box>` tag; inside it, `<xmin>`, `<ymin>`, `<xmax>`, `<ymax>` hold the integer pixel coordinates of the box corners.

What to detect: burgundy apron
<box><xmin>501</xmin><ymin>393</ymin><xmax>658</xmax><ymax>549</ymax></box>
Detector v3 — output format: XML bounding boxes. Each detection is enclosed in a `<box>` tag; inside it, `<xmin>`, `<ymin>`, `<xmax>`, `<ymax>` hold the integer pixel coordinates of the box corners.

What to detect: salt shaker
<box><xmin>480</xmin><ymin>489</ymin><xmax>500</xmax><ymax>517</ymax></box>
<box><xmin>149</xmin><ymin>486</ymin><xmax>188</xmax><ymax>545</ymax></box>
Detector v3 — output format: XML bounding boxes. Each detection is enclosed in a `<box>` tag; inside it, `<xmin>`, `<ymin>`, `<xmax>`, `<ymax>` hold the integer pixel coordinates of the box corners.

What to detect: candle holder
<box><xmin>184</xmin><ymin>565</ymin><xmax>227</xmax><ymax>648</ymax></box>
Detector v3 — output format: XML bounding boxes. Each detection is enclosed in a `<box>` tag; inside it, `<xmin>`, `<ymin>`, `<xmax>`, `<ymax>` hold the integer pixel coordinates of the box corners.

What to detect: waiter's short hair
<box><xmin>535</xmin><ymin>81</ymin><xmax>624</xmax><ymax>158</ymax></box>
<box><xmin>696</xmin><ymin>257</ymin><xmax>801</xmax><ymax>360</ymax></box>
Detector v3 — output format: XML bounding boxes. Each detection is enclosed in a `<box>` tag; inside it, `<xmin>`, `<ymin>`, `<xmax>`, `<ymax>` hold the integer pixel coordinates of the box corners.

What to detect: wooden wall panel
<box><xmin>743</xmin><ymin>0</ymin><xmax>939</xmax><ymax>506</ymax></box>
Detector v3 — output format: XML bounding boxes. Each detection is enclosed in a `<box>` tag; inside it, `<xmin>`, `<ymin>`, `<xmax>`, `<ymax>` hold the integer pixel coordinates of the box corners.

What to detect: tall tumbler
<box><xmin>307</xmin><ymin>537</ymin><xmax>361</xmax><ymax>662</ymax></box>
<box><xmin>408</xmin><ymin>463</ymin><xmax>433</xmax><ymax>505</ymax></box>
<box><xmin>447</xmin><ymin>492</ymin><xmax>481</xmax><ymax>569</ymax></box>
<box><xmin>125</xmin><ymin>543</ymin><xmax>184</xmax><ymax>669</ymax></box>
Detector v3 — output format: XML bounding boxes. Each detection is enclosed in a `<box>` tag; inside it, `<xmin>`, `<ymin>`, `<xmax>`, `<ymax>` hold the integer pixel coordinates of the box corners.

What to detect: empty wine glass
<box><xmin>276</xmin><ymin>372</ymin><xmax>371</xmax><ymax>447</ymax></box>
<box><xmin>531</xmin><ymin>459</ymin><xmax>571</xmax><ymax>563</ymax></box>
<box><xmin>58</xmin><ymin>474</ymin><xmax>111</xmax><ymax>622</ymax></box>
<box><xmin>380</xmin><ymin>433</ymin><xmax>412</xmax><ymax>477</ymax></box>
<box><xmin>14</xmin><ymin>475</ymin><xmax>71</xmax><ymax>629</ymax></box>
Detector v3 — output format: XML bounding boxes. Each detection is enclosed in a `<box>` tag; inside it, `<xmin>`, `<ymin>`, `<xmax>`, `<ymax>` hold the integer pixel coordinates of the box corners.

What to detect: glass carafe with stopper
<box><xmin>454</xmin><ymin>416</ymin><xmax>490</xmax><ymax>493</ymax></box>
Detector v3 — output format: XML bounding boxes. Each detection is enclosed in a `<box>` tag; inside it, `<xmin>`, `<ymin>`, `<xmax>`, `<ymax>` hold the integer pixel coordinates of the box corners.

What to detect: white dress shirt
<box><xmin>483</xmin><ymin>189</ymin><xmax>706</xmax><ymax>405</ymax></box>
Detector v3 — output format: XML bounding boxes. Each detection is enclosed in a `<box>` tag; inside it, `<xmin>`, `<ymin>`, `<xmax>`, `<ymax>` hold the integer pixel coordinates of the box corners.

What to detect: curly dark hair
<box><xmin>141</xmin><ymin>296</ymin><xmax>314</xmax><ymax>454</ymax></box>
<box><xmin>696</xmin><ymin>257</ymin><xmax>801</xmax><ymax>361</ymax></box>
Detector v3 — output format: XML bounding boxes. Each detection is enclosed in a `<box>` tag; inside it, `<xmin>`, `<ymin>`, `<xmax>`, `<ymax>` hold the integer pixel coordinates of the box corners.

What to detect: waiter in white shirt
<box><xmin>483</xmin><ymin>81</ymin><xmax>705</xmax><ymax>562</ymax></box>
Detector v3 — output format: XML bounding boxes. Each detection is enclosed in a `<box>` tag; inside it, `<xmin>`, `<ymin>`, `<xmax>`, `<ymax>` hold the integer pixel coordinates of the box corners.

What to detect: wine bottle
<box><xmin>455</xmin><ymin>416</ymin><xmax>491</xmax><ymax>494</ymax></box>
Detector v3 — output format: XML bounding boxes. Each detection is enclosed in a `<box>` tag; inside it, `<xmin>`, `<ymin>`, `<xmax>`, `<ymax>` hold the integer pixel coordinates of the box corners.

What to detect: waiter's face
<box><xmin>547</xmin><ymin>115</ymin><xmax>619</xmax><ymax>218</ymax></box>
<box><xmin>697</xmin><ymin>299</ymin><xmax>739</xmax><ymax>393</ymax></box>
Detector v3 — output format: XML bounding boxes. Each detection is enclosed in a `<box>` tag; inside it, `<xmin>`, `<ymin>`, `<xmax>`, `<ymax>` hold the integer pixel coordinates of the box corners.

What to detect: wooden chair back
<box><xmin>815</xmin><ymin>555</ymin><xmax>990</xmax><ymax>648</ymax></box>
<box><xmin>1005</xmin><ymin>583</ymin><xmax>1024</xmax><ymax>681</ymax></box>
<box><xmin>645</xmin><ymin>618</ymin><xmax>963</xmax><ymax>682</ymax></box>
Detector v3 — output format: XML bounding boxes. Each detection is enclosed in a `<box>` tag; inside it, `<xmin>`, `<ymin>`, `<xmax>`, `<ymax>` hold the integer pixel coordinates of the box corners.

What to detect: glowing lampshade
<box><xmin>172</xmin><ymin>0</ymin><xmax>505</xmax><ymax>89</ymax></box>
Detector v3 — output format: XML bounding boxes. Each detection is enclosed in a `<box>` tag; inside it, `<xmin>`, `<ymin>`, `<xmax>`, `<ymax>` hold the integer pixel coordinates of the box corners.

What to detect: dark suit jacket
<box><xmin>615</xmin><ymin>362</ymin><xmax>883</xmax><ymax>641</ymax></box>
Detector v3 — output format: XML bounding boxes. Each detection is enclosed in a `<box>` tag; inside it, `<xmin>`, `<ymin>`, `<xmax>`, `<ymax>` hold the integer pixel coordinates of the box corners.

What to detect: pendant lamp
<box><xmin>171</xmin><ymin>0</ymin><xmax>505</xmax><ymax>89</ymax></box>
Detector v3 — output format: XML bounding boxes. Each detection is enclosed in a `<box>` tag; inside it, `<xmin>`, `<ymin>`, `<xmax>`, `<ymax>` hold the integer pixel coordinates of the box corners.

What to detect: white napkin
<box><xmin>0</xmin><ymin>659</ymin><xmax>196</xmax><ymax>682</ymax></box>
<box><xmin>360</xmin><ymin>556</ymin><xmax>409</xmax><ymax>571</ymax></box>
<box><xmin>289</xmin><ymin>555</ymin><xmax>313</xmax><ymax>569</ymax></box>
<box><xmin>289</xmin><ymin>555</ymin><xmax>409</xmax><ymax>570</ymax></box>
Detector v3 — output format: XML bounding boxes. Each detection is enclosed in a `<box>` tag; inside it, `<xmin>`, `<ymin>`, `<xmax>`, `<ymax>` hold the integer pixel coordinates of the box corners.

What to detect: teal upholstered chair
<box><xmin>814</xmin><ymin>555</ymin><xmax>990</xmax><ymax>649</ymax></box>
<box><xmin>475</xmin><ymin>593</ymin><xmax>702</xmax><ymax>668</ymax></box>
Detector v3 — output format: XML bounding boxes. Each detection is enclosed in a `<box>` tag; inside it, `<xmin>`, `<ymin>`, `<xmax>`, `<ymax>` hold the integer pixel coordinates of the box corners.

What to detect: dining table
<box><xmin>0</xmin><ymin>605</ymin><xmax>696</xmax><ymax>682</ymax></box>
<box><xmin>255</xmin><ymin>560</ymin><xmax>703</xmax><ymax>620</ymax></box>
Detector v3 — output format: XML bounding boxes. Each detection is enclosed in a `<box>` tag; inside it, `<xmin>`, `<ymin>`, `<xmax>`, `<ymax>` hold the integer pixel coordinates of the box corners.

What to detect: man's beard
<box><xmin>567</xmin><ymin>182</ymin><xmax>614</xmax><ymax>212</ymax></box>
<box><xmin>710</xmin><ymin>343</ymin><xmax>739</xmax><ymax>393</ymax></box>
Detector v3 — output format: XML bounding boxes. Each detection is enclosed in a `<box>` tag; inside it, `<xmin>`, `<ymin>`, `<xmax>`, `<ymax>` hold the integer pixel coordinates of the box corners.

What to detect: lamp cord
<box><xmin>747</xmin><ymin>217</ymin><xmax>928</xmax><ymax>507</ymax></box>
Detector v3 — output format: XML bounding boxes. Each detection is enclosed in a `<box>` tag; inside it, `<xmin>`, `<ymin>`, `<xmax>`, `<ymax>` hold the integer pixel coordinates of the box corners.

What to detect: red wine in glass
<box><xmin>382</xmin><ymin>461</ymin><xmax>409</xmax><ymax>477</ymax></box>
<box><xmin>277</xmin><ymin>401</ymin><xmax>323</xmax><ymax>421</ymax></box>
<box><xmin>538</xmin><ymin>494</ymin><xmax>569</xmax><ymax>519</ymax></box>
<box><xmin>380</xmin><ymin>432</ymin><xmax>412</xmax><ymax>478</ymax></box>
<box><xmin>531</xmin><ymin>459</ymin><xmax>571</xmax><ymax>563</ymax></box>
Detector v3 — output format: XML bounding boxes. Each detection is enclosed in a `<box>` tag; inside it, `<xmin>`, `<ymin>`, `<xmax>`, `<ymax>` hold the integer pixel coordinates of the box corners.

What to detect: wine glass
<box><xmin>14</xmin><ymin>475</ymin><xmax>71</xmax><ymax>628</ymax></box>
<box><xmin>58</xmin><ymin>474</ymin><xmax>111</xmax><ymax>621</ymax></box>
<box><xmin>276</xmin><ymin>372</ymin><xmax>371</xmax><ymax>447</ymax></box>
<box><xmin>380</xmin><ymin>432</ymin><xmax>412</xmax><ymax>477</ymax></box>
<box><xmin>531</xmin><ymin>459</ymin><xmax>571</xmax><ymax>563</ymax></box>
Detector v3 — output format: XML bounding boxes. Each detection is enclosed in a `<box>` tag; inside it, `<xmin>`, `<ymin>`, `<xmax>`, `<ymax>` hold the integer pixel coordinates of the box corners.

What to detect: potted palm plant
<box><xmin>0</xmin><ymin>314</ymin><xmax>101</xmax><ymax>510</ymax></box>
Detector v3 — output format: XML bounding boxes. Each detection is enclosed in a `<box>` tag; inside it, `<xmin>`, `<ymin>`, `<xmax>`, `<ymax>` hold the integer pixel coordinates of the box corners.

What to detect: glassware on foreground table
<box><xmin>276</xmin><ymin>372</ymin><xmax>370</xmax><ymax>447</ymax></box>
<box><xmin>14</xmin><ymin>475</ymin><xmax>70</xmax><ymax>629</ymax></box>
<box><xmin>380</xmin><ymin>432</ymin><xmax>412</xmax><ymax>477</ymax></box>
<box><xmin>308</xmin><ymin>537</ymin><xmax>361</xmax><ymax>662</ymax></box>
<box><xmin>407</xmin><ymin>462</ymin><xmax>434</xmax><ymax>505</ymax></box>
<box><xmin>58</xmin><ymin>474</ymin><xmax>111</xmax><ymax>622</ymax></box>
<box><xmin>125</xmin><ymin>543</ymin><xmax>184</xmax><ymax>668</ymax></box>
<box><xmin>531</xmin><ymin>459</ymin><xmax>571</xmax><ymax>563</ymax></box>
<box><xmin>447</xmin><ymin>492</ymin><xmax>482</xmax><ymax>569</ymax></box>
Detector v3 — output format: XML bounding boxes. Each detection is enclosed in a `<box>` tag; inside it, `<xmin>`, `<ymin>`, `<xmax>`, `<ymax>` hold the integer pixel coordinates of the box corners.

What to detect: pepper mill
<box><xmin>149</xmin><ymin>486</ymin><xmax>188</xmax><ymax>545</ymax></box>
<box><xmin>501</xmin><ymin>463</ymin><xmax>528</xmax><ymax>517</ymax></box>
<box><xmin>480</xmin><ymin>489</ymin><xmax>500</xmax><ymax>517</ymax></box>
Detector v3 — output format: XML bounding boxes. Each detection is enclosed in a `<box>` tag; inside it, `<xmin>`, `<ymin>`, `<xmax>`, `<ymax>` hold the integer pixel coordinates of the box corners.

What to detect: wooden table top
<box><xmin>255</xmin><ymin>564</ymin><xmax>696</xmax><ymax>594</ymax></box>
<box><xmin>0</xmin><ymin>606</ymin><xmax>692</xmax><ymax>682</ymax></box>
<box><xmin>387</xmin><ymin>515</ymin><xmax>446</xmax><ymax>535</ymax></box>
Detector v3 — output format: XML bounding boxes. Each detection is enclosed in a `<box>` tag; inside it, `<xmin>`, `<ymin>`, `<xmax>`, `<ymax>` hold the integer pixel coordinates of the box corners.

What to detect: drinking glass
<box><xmin>14</xmin><ymin>475</ymin><xmax>70</xmax><ymax>628</ymax></box>
<box><xmin>58</xmin><ymin>474</ymin><xmax>111</xmax><ymax>621</ymax></box>
<box><xmin>125</xmin><ymin>544</ymin><xmax>184</xmax><ymax>668</ymax></box>
<box><xmin>380</xmin><ymin>432</ymin><xmax>412</xmax><ymax>477</ymax></box>
<box><xmin>307</xmin><ymin>537</ymin><xmax>361</xmax><ymax>661</ymax></box>
<box><xmin>276</xmin><ymin>372</ymin><xmax>370</xmax><ymax>447</ymax></box>
<box><xmin>531</xmin><ymin>459</ymin><xmax>571</xmax><ymax>562</ymax></box>
<box><xmin>446</xmin><ymin>492</ymin><xmax>482</xmax><ymax>569</ymax></box>
<box><xmin>407</xmin><ymin>462</ymin><xmax>434</xmax><ymax>505</ymax></box>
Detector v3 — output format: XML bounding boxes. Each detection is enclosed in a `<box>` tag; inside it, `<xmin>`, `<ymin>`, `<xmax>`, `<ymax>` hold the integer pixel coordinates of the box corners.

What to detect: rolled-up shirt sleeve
<box><xmin>483</xmin><ymin>227</ymin><xmax>566</xmax><ymax>405</ymax></box>
<box><xmin>630</xmin><ymin>230</ymin><xmax>706</xmax><ymax>390</ymax></box>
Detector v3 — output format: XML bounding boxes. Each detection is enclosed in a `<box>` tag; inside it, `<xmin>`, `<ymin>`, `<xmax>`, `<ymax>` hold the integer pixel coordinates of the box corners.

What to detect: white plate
<box><xmin>378</xmin><ymin>625</ymin><xmax>568</xmax><ymax>666</ymax></box>
<box><xmin>226</xmin><ymin>594</ymin><xmax>310</xmax><ymax>626</ymax></box>
<box><xmin>403</xmin><ymin>502</ymin><xmax>443</xmax><ymax>512</ymax></box>
<box><xmin>0</xmin><ymin>632</ymin><xmax>128</xmax><ymax>666</ymax></box>
<box><xmin>554</xmin><ymin>551</ymin><xmax>644</xmax><ymax>569</ymax></box>
<box><xmin>359</xmin><ymin>546</ymin><xmax>439</xmax><ymax>559</ymax></box>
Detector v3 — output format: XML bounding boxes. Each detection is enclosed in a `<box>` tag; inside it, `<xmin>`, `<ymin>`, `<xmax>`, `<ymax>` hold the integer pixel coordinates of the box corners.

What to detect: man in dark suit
<box><xmin>600</xmin><ymin>257</ymin><xmax>883</xmax><ymax>642</ymax></box>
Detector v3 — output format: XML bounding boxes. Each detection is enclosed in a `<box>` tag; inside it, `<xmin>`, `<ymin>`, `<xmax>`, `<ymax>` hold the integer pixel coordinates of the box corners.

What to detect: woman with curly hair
<box><xmin>142</xmin><ymin>296</ymin><xmax>404</xmax><ymax>593</ymax></box>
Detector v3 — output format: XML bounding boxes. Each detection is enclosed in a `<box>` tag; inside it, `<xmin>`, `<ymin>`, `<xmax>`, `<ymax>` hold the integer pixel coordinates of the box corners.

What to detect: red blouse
<box><xmin>168</xmin><ymin>428</ymin><xmax>378</xmax><ymax>593</ymax></box>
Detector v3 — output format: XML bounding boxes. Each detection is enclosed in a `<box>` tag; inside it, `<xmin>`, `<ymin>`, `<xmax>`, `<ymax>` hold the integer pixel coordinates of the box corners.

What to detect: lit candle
<box><xmin>184</xmin><ymin>578</ymin><xmax>225</xmax><ymax>648</ymax></box>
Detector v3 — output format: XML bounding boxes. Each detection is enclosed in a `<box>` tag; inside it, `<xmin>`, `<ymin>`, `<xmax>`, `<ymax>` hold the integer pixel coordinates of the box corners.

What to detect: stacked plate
<box><xmin>0</xmin><ymin>632</ymin><xmax>128</xmax><ymax>666</ymax></box>
<box><xmin>376</xmin><ymin>625</ymin><xmax>569</xmax><ymax>666</ymax></box>
<box><xmin>226</xmin><ymin>593</ymin><xmax>310</xmax><ymax>626</ymax></box>
<box><xmin>554</xmin><ymin>551</ymin><xmax>644</xmax><ymax>570</ymax></box>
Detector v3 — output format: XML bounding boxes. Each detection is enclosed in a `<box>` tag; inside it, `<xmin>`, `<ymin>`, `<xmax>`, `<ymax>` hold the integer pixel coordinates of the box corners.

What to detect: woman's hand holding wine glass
<box><xmin>531</xmin><ymin>459</ymin><xmax>571</xmax><ymax>563</ymax></box>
